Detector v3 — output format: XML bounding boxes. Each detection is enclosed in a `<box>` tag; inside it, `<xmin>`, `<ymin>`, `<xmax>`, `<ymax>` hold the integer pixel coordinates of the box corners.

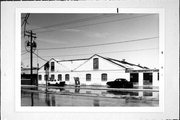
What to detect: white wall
<box><xmin>74</xmin><ymin>71</ymin><xmax>129</xmax><ymax>85</ymax></box>
<box><xmin>38</xmin><ymin>70</ymin><xmax>130</xmax><ymax>86</ymax></box>
<box><xmin>38</xmin><ymin>59</ymin><xmax>71</xmax><ymax>73</ymax></box>
<box><xmin>38</xmin><ymin>55</ymin><xmax>129</xmax><ymax>85</ymax></box>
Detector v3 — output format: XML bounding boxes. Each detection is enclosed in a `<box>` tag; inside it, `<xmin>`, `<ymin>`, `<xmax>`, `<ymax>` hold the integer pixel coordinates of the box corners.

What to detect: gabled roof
<box><xmin>82</xmin><ymin>54</ymin><xmax>149</xmax><ymax>70</ymax></box>
<box><xmin>94</xmin><ymin>54</ymin><xmax>127</xmax><ymax>69</ymax></box>
<box><xmin>38</xmin><ymin>54</ymin><xmax>150</xmax><ymax>71</ymax></box>
<box><xmin>38</xmin><ymin>58</ymin><xmax>60</xmax><ymax>70</ymax></box>
<box><xmin>73</xmin><ymin>54</ymin><xmax>127</xmax><ymax>71</ymax></box>
<box><xmin>105</xmin><ymin>57</ymin><xmax>149</xmax><ymax>69</ymax></box>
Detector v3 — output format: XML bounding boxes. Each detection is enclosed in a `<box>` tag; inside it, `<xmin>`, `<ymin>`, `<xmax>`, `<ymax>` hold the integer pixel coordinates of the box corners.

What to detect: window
<box><xmin>50</xmin><ymin>74</ymin><xmax>55</xmax><ymax>81</ymax></box>
<box><xmin>65</xmin><ymin>74</ymin><xmax>70</xmax><ymax>81</ymax></box>
<box><xmin>58</xmin><ymin>74</ymin><xmax>62</xmax><ymax>81</ymax></box>
<box><xmin>51</xmin><ymin>62</ymin><xmax>55</xmax><ymax>72</ymax></box>
<box><xmin>86</xmin><ymin>74</ymin><xmax>91</xmax><ymax>81</ymax></box>
<box><xmin>38</xmin><ymin>75</ymin><xmax>42</xmax><ymax>80</ymax></box>
<box><xmin>44</xmin><ymin>62</ymin><xmax>49</xmax><ymax>70</ymax></box>
<box><xmin>143</xmin><ymin>91</ymin><xmax>153</xmax><ymax>96</ymax></box>
<box><xmin>130</xmin><ymin>73</ymin><xmax>139</xmax><ymax>83</ymax></box>
<box><xmin>101</xmin><ymin>73</ymin><xmax>107</xmax><ymax>81</ymax></box>
<box><xmin>44</xmin><ymin>75</ymin><xmax>48</xmax><ymax>81</ymax></box>
<box><xmin>93</xmin><ymin>58</ymin><xmax>99</xmax><ymax>69</ymax></box>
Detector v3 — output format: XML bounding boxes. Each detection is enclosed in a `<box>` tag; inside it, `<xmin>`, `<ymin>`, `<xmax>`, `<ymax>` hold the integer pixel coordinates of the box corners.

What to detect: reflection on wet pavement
<box><xmin>21</xmin><ymin>86</ymin><xmax>159</xmax><ymax>106</ymax></box>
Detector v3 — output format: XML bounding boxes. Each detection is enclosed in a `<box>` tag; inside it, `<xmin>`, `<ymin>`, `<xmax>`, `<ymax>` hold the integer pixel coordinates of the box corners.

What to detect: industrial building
<box><xmin>38</xmin><ymin>54</ymin><xmax>159</xmax><ymax>86</ymax></box>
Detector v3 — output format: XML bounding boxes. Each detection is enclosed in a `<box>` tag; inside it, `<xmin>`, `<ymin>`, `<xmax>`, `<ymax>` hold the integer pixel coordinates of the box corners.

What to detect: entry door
<box><xmin>143</xmin><ymin>73</ymin><xmax>152</xmax><ymax>85</ymax></box>
<box><xmin>130</xmin><ymin>73</ymin><xmax>139</xmax><ymax>85</ymax></box>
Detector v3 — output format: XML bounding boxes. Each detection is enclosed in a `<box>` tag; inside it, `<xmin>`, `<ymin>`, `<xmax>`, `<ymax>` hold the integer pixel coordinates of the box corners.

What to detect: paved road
<box><xmin>21</xmin><ymin>85</ymin><xmax>159</xmax><ymax>106</ymax></box>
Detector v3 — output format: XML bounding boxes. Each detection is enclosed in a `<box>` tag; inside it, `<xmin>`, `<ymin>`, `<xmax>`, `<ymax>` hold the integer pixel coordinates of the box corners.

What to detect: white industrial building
<box><xmin>38</xmin><ymin>54</ymin><xmax>159</xmax><ymax>86</ymax></box>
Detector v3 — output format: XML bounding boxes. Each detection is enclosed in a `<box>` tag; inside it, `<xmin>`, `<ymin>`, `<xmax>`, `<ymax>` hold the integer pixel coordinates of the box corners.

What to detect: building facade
<box><xmin>38</xmin><ymin>54</ymin><xmax>159</xmax><ymax>86</ymax></box>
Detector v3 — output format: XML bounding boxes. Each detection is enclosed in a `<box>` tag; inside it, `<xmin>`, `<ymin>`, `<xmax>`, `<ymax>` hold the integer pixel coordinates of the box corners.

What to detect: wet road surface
<box><xmin>21</xmin><ymin>85</ymin><xmax>159</xmax><ymax>106</ymax></box>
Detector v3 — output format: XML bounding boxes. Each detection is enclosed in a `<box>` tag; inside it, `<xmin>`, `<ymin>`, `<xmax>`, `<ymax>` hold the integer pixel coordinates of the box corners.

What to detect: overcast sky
<box><xmin>21</xmin><ymin>13</ymin><xmax>159</xmax><ymax>69</ymax></box>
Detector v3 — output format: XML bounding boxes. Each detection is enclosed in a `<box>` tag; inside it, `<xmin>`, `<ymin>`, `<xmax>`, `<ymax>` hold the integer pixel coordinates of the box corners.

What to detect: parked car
<box><xmin>47</xmin><ymin>79</ymin><xmax>66</xmax><ymax>86</ymax></box>
<box><xmin>106</xmin><ymin>78</ymin><xmax>133</xmax><ymax>88</ymax></box>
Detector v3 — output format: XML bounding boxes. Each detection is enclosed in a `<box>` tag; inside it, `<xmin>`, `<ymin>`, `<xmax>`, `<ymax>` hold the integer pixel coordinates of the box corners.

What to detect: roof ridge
<box><xmin>101</xmin><ymin>56</ymin><xmax>127</xmax><ymax>69</ymax></box>
<box><xmin>105</xmin><ymin>57</ymin><xmax>150</xmax><ymax>69</ymax></box>
<box><xmin>107</xmin><ymin>57</ymin><xmax>140</xmax><ymax>67</ymax></box>
<box><xmin>73</xmin><ymin>54</ymin><xmax>127</xmax><ymax>71</ymax></box>
<box><xmin>38</xmin><ymin>58</ymin><xmax>65</xmax><ymax>70</ymax></box>
<box><xmin>38</xmin><ymin>58</ymin><xmax>53</xmax><ymax>70</ymax></box>
<box><xmin>59</xmin><ymin>58</ymin><xmax>88</xmax><ymax>62</ymax></box>
<box><xmin>38</xmin><ymin>54</ymin><xmax>150</xmax><ymax>70</ymax></box>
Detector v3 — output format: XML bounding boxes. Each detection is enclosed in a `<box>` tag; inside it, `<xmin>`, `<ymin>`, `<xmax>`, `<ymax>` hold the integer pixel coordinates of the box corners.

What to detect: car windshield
<box><xmin>115</xmin><ymin>79</ymin><xmax>126</xmax><ymax>81</ymax></box>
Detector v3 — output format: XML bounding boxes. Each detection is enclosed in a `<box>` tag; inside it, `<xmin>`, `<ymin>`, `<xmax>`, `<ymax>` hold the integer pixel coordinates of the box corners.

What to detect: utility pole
<box><xmin>45</xmin><ymin>62</ymin><xmax>49</xmax><ymax>92</ymax></box>
<box><xmin>25</xmin><ymin>30</ymin><xmax>37</xmax><ymax>85</ymax></box>
<box><xmin>30</xmin><ymin>30</ymin><xmax>33</xmax><ymax>85</ymax></box>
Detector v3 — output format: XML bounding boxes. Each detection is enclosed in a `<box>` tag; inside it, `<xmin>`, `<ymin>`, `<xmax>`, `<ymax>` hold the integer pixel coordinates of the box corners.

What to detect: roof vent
<box><xmin>122</xmin><ymin>59</ymin><xmax>126</xmax><ymax>61</ymax></box>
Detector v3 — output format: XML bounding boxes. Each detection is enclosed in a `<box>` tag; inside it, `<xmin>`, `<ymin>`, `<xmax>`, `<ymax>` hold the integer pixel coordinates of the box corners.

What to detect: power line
<box><xmin>21</xmin><ymin>14</ymin><xmax>113</xmax><ymax>35</ymax></box>
<box><xmin>36</xmin><ymin>47</ymin><xmax>159</xmax><ymax>58</ymax></box>
<box><xmin>21</xmin><ymin>36</ymin><xmax>158</xmax><ymax>52</ymax></box>
<box><xmin>37</xmin><ymin>36</ymin><xmax>158</xmax><ymax>50</ymax></box>
<box><xmin>31</xmin><ymin>14</ymin><xmax>113</xmax><ymax>31</ymax></box>
<box><xmin>21</xmin><ymin>13</ymin><xmax>30</xmax><ymax>27</ymax></box>
<box><xmin>21</xmin><ymin>51</ymin><xmax>28</xmax><ymax>55</ymax></box>
<box><xmin>22</xmin><ymin>47</ymin><xmax>158</xmax><ymax>60</ymax></box>
<box><xmin>21</xmin><ymin>15</ymin><xmax>156</xmax><ymax>52</ymax></box>
<box><xmin>21</xmin><ymin>52</ymin><xmax>48</xmax><ymax>62</ymax></box>
<box><xmin>36</xmin><ymin>14</ymin><xmax>153</xmax><ymax>34</ymax></box>
<box><xmin>33</xmin><ymin>52</ymin><xmax>48</xmax><ymax>62</ymax></box>
<box><xmin>21</xmin><ymin>13</ymin><xmax>30</xmax><ymax>38</ymax></box>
